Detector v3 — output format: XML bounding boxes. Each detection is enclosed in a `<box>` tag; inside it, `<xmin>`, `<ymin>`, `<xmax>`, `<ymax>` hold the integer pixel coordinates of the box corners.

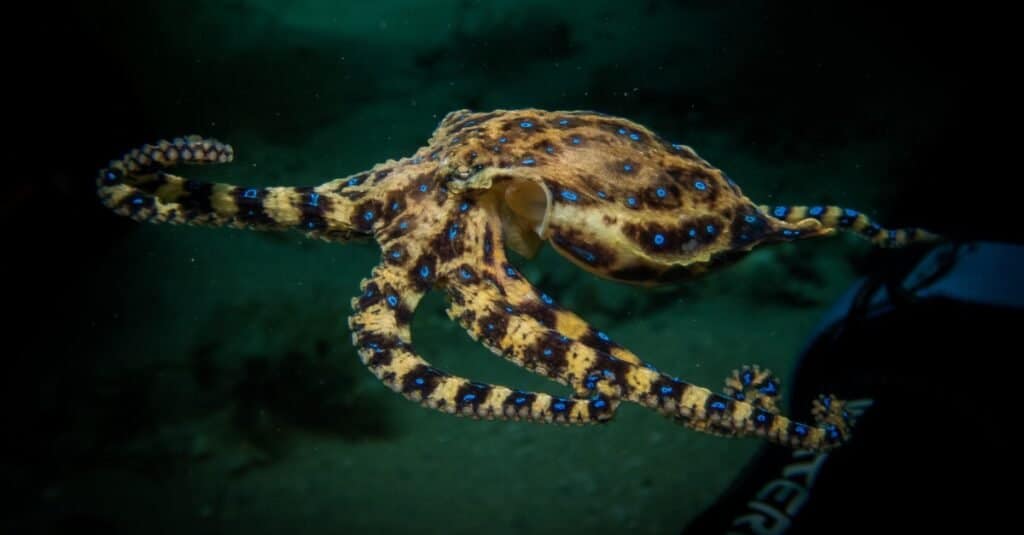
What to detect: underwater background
<box><xmin>9</xmin><ymin>1</ymin><xmax>1016</xmax><ymax>534</ymax></box>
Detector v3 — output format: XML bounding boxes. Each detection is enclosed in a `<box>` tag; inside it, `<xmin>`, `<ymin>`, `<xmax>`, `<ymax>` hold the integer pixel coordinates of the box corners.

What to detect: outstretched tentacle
<box><xmin>758</xmin><ymin>204</ymin><xmax>941</xmax><ymax>247</ymax></box>
<box><xmin>96</xmin><ymin>135</ymin><xmax>368</xmax><ymax>241</ymax></box>
<box><xmin>348</xmin><ymin>263</ymin><xmax>617</xmax><ymax>425</ymax></box>
<box><xmin>441</xmin><ymin>198</ymin><xmax>848</xmax><ymax>450</ymax></box>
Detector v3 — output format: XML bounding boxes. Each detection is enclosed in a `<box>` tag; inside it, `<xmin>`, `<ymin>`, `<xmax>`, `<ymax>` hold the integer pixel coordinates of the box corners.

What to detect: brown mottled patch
<box><xmin>528</xmin><ymin>330</ymin><xmax>570</xmax><ymax>375</ymax></box>
<box><xmin>549</xmin><ymin>226</ymin><xmax>616</xmax><ymax>269</ymax></box>
<box><xmin>482</xmin><ymin>227</ymin><xmax>495</xmax><ymax>265</ymax></box>
<box><xmin>642</xmin><ymin>182</ymin><xmax>682</xmax><ymax>209</ymax></box>
<box><xmin>476</xmin><ymin>311</ymin><xmax>509</xmax><ymax>349</ymax></box>
<box><xmin>517</xmin><ymin>300</ymin><xmax>556</xmax><ymax>328</ymax></box>
<box><xmin>400</xmin><ymin>364</ymin><xmax>447</xmax><ymax>398</ymax></box>
<box><xmin>622</xmin><ymin>221</ymin><xmax>700</xmax><ymax>254</ymax></box>
<box><xmin>356</xmin><ymin>281</ymin><xmax>383</xmax><ymax>310</ymax></box>
<box><xmin>454</xmin><ymin>382</ymin><xmax>493</xmax><ymax>412</ymax></box>
<box><xmin>648</xmin><ymin>375</ymin><xmax>688</xmax><ymax>408</ymax></box>
<box><xmin>544</xmin><ymin>179</ymin><xmax>595</xmax><ymax>206</ymax></box>
<box><xmin>351</xmin><ymin>199</ymin><xmax>384</xmax><ymax>232</ymax></box>
<box><xmin>408</xmin><ymin>254</ymin><xmax>437</xmax><ymax>293</ymax></box>
<box><xmin>333</xmin><ymin>172</ymin><xmax>369</xmax><ymax>193</ymax></box>
<box><xmin>356</xmin><ymin>332</ymin><xmax>401</xmax><ymax>368</ymax></box>
<box><xmin>429</xmin><ymin>216</ymin><xmax>466</xmax><ymax>262</ymax></box>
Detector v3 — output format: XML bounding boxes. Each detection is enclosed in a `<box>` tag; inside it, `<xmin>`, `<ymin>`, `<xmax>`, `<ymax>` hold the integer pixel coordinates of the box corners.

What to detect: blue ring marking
<box><xmin>626</xmin><ymin>197</ymin><xmax>637</xmax><ymax>207</ymax></box>
<box><xmin>462</xmin><ymin>393</ymin><xmax>477</xmax><ymax>402</ymax></box>
<box><xmin>597</xmin><ymin>191</ymin><xmax>607</xmax><ymax>199</ymax></box>
<box><xmin>460</xmin><ymin>202</ymin><xmax>469</xmax><ymax>212</ymax></box>
<box><xmin>545</xmin><ymin>145</ymin><xmax>555</xmax><ymax>154</ymax></box>
<box><xmin>514</xmin><ymin>396</ymin><xmax>528</xmax><ymax>405</ymax></box>
<box><xmin>688</xmin><ymin>228</ymin><xmax>697</xmax><ymax>238</ymax></box>
<box><xmin>363</xmin><ymin>211</ymin><xmax>375</xmax><ymax>222</ymax></box>
<box><xmin>809</xmin><ymin>205</ymin><xmax>824</xmax><ymax>216</ymax></box>
<box><xmin>694</xmin><ymin>181</ymin><xmax>707</xmax><ymax>191</ymax></box>
<box><xmin>541</xmin><ymin>293</ymin><xmax>554</xmax><ymax>305</ymax></box>
<box><xmin>505</xmin><ymin>266</ymin><xmax>517</xmax><ymax>277</ymax></box>
<box><xmin>793</xmin><ymin>423</ymin><xmax>808</xmax><ymax>436</ymax></box>
<box><xmin>419</xmin><ymin>265</ymin><xmax>431</xmax><ymax>279</ymax></box>
<box><xmin>386</xmin><ymin>295</ymin><xmax>399</xmax><ymax>308</ymax></box>
<box><xmin>460</xmin><ymin>268</ymin><xmax>472</xmax><ymax>280</ymax></box>
<box><xmin>520</xmin><ymin>120</ymin><xmax>533</xmax><ymax>128</ymax></box>
<box><xmin>706</xmin><ymin>224</ymin><xmax>715</xmax><ymax>234</ymax></box>
<box><xmin>552</xmin><ymin>400</ymin><xmax>567</xmax><ymax>412</ymax></box>
<box><xmin>653</xmin><ymin>233</ymin><xmax>665</xmax><ymax>246</ymax></box>
<box><xmin>522</xmin><ymin>157</ymin><xmax>536</xmax><ymax>166</ymax></box>
<box><xmin>131</xmin><ymin>196</ymin><xmax>144</xmax><ymax>205</ymax></box>
<box><xmin>617</xmin><ymin>127</ymin><xmax>627</xmax><ymax>135</ymax></box>
<box><xmin>448</xmin><ymin>223</ymin><xmax>459</xmax><ymax>240</ymax></box>
<box><xmin>399</xmin><ymin>221</ymin><xmax>409</xmax><ymax>230</ymax></box>
<box><xmin>414</xmin><ymin>377</ymin><xmax>425</xmax><ymax>386</ymax></box>
<box><xmin>655</xmin><ymin>188</ymin><xmax>666</xmax><ymax>198</ymax></box>
<box><xmin>710</xmin><ymin>400</ymin><xmax>727</xmax><ymax>411</ymax></box>
<box><xmin>744</xmin><ymin>214</ymin><xmax>757</xmax><ymax>223</ymax></box>
<box><xmin>844</xmin><ymin>208</ymin><xmax>859</xmax><ymax>217</ymax></box>
<box><xmin>308</xmin><ymin>193</ymin><xmax>321</xmax><ymax>207</ymax></box>
<box><xmin>419</xmin><ymin>184</ymin><xmax>428</xmax><ymax>193</ymax></box>
<box><xmin>623</xmin><ymin>164</ymin><xmax>633</xmax><ymax>172</ymax></box>
<box><xmin>243</xmin><ymin>188</ymin><xmax>259</xmax><ymax>199</ymax></box>
<box><xmin>660</xmin><ymin>385</ymin><xmax>673</xmax><ymax>395</ymax></box>
<box><xmin>592</xmin><ymin>399</ymin><xmax>607</xmax><ymax>409</ymax></box>
<box><xmin>773</xmin><ymin>206</ymin><xmax>788</xmax><ymax>217</ymax></box>
<box><xmin>596</xmin><ymin>331</ymin><xmax>610</xmax><ymax>341</ymax></box>
<box><xmin>347</xmin><ymin>177</ymin><xmax>361</xmax><ymax>187</ymax></box>
<box><xmin>104</xmin><ymin>170</ymin><xmax>119</xmax><ymax>182</ymax></box>
<box><xmin>542</xmin><ymin>348</ymin><xmax>553</xmax><ymax>357</ymax></box>
<box><xmin>561</xmin><ymin>190</ymin><xmax>578</xmax><ymax>202</ymax></box>
<box><xmin>499</xmin><ymin>136</ymin><xmax>508</xmax><ymax>143</ymax></box>
<box><xmin>629</xmin><ymin>132</ymin><xmax>640</xmax><ymax>141</ymax></box>
<box><xmin>390</xmin><ymin>250</ymin><xmax>402</xmax><ymax>259</ymax></box>
<box><xmin>558</xmin><ymin>119</ymin><xmax>569</xmax><ymax>126</ymax></box>
<box><xmin>571</xmin><ymin>136</ymin><xmax>581</xmax><ymax>145</ymax></box>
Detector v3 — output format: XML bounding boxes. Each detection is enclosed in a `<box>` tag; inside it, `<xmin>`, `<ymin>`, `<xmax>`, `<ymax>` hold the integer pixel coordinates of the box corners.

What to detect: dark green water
<box><xmin>10</xmin><ymin>1</ymin><xmax>1013</xmax><ymax>534</ymax></box>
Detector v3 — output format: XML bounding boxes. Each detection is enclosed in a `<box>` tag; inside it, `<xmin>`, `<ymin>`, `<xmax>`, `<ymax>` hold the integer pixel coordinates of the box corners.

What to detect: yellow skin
<box><xmin>96</xmin><ymin>108</ymin><xmax>940</xmax><ymax>451</ymax></box>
